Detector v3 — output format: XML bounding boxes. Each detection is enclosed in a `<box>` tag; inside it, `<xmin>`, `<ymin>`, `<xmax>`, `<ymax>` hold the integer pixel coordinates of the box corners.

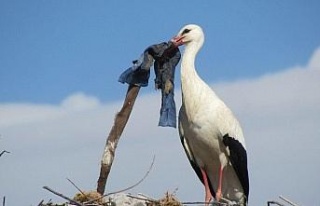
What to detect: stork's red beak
<box><xmin>170</xmin><ymin>36</ymin><xmax>184</xmax><ymax>47</ymax></box>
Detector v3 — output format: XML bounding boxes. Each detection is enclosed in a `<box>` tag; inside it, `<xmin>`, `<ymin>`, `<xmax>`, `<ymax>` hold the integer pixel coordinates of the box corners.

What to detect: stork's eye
<box><xmin>182</xmin><ymin>28</ymin><xmax>191</xmax><ymax>35</ymax></box>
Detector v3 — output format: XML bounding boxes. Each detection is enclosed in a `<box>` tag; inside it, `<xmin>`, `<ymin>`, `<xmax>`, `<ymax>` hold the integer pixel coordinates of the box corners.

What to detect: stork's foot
<box><xmin>204</xmin><ymin>194</ymin><xmax>212</xmax><ymax>206</ymax></box>
<box><xmin>200</xmin><ymin>168</ymin><xmax>213</xmax><ymax>206</ymax></box>
<box><xmin>215</xmin><ymin>188</ymin><xmax>222</xmax><ymax>202</ymax></box>
<box><xmin>215</xmin><ymin>165</ymin><xmax>224</xmax><ymax>202</ymax></box>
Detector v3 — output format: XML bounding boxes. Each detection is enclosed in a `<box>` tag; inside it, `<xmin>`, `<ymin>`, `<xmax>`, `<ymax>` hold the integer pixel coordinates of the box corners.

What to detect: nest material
<box><xmin>147</xmin><ymin>192</ymin><xmax>182</xmax><ymax>206</ymax></box>
<box><xmin>40</xmin><ymin>190</ymin><xmax>182</xmax><ymax>206</ymax></box>
<box><xmin>73</xmin><ymin>190</ymin><xmax>105</xmax><ymax>204</ymax></box>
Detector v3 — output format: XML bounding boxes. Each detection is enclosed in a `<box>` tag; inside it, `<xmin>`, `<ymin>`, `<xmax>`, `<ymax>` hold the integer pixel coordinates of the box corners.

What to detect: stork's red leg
<box><xmin>200</xmin><ymin>168</ymin><xmax>213</xmax><ymax>205</ymax></box>
<box><xmin>215</xmin><ymin>165</ymin><xmax>224</xmax><ymax>201</ymax></box>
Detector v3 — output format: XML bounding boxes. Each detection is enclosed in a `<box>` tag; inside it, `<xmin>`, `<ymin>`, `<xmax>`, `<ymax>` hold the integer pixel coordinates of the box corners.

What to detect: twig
<box><xmin>107</xmin><ymin>155</ymin><xmax>155</xmax><ymax>196</ymax></box>
<box><xmin>267</xmin><ymin>201</ymin><xmax>286</xmax><ymax>206</ymax></box>
<box><xmin>67</xmin><ymin>178</ymin><xmax>86</xmax><ymax>196</ymax></box>
<box><xmin>279</xmin><ymin>195</ymin><xmax>300</xmax><ymax>206</ymax></box>
<box><xmin>2</xmin><ymin>196</ymin><xmax>5</xmax><ymax>206</ymax></box>
<box><xmin>37</xmin><ymin>200</ymin><xmax>44</xmax><ymax>206</ymax></box>
<box><xmin>125</xmin><ymin>195</ymin><xmax>229</xmax><ymax>206</ymax></box>
<box><xmin>135</xmin><ymin>193</ymin><xmax>159</xmax><ymax>202</ymax></box>
<box><xmin>126</xmin><ymin>194</ymin><xmax>158</xmax><ymax>204</ymax></box>
<box><xmin>97</xmin><ymin>84</ymin><xmax>141</xmax><ymax>195</ymax></box>
<box><xmin>182</xmin><ymin>202</ymin><xmax>229</xmax><ymax>205</ymax></box>
<box><xmin>42</xmin><ymin>186</ymin><xmax>83</xmax><ymax>206</ymax></box>
<box><xmin>0</xmin><ymin>150</ymin><xmax>10</xmax><ymax>157</ymax></box>
<box><xmin>86</xmin><ymin>155</ymin><xmax>156</xmax><ymax>204</ymax></box>
<box><xmin>181</xmin><ymin>202</ymin><xmax>210</xmax><ymax>205</ymax></box>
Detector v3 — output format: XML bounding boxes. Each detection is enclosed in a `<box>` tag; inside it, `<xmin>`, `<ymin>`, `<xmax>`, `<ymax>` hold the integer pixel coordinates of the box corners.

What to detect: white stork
<box><xmin>171</xmin><ymin>24</ymin><xmax>249</xmax><ymax>206</ymax></box>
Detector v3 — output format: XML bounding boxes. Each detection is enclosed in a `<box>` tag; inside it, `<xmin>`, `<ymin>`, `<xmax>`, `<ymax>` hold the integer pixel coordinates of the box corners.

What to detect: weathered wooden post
<box><xmin>97</xmin><ymin>84</ymin><xmax>140</xmax><ymax>195</ymax></box>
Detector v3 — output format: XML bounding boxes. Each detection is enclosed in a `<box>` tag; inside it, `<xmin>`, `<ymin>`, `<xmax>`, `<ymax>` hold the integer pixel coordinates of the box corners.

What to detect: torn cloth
<box><xmin>118</xmin><ymin>41</ymin><xmax>181</xmax><ymax>128</ymax></box>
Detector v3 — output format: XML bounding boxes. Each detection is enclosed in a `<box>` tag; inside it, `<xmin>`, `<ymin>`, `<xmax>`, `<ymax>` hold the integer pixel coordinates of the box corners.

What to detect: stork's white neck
<box><xmin>181</xmin><ymin>41</ymin><xmax>203</xmax><ymax>84</ymax></box>
<box><xmin>180</xmin><ymin>40</ymin><xmax>208</xmax><ymax>117</ymax></box>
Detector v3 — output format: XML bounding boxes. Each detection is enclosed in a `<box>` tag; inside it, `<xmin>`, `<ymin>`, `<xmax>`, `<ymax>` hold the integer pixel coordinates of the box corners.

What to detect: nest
<box><xmin>40</xmin><ymin>191</ymin><xmax>182</xmax><ymax>206</ymax></box>
<box><xmin>73</xmin><ymin>190</ymin><xmax>105</xmax><ymax>204</ymax></box>
<box><xmin>147</xmin><ymin>192</ymin><xmax>182</xmax><ymax>206</ymax></box>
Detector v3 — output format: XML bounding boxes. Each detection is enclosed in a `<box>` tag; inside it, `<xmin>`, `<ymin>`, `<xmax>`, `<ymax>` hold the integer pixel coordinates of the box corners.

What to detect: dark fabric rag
<box><xmin>118</xmin><ymin>41</ymin><xmax>181</xmax><ymax>128</ymax></box>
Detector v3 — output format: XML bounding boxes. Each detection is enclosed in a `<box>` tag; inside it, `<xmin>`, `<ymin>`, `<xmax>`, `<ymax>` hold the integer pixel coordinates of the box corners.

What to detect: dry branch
<box><xmin>267</xmin><ymin>201</ymin><xmax>286</xmax><ymax>206</ymax></box>
<box><xmin>42</xmin><ymin>186</ymin><xmax>83</xmax><ymax>206</ymax></box>
<box><xmin>87</xmin><ymin>155</ymin><xmax>155</xmax><ymax>204</ymax></box>
<box><xmin>279</xmin><ymin>196</ymin><xmax>300</xmax><ymax>206</ymax></box>
<box><xmin>0</xmin><ymin>150</ymin><xmax>10</xmax><ymax>157</ymax></box>
<box><xmin>37</xmin><ymin>200</ymin><xmax>44</xmax><ymax>206</ymax></box>
<box><xmin>67</xmin><ymin>178</ymin><xmax>86</xmax><ymax>197</ymax></box>
<box><xmin>106</xmin><ymin>155</ymin><xmax>155</xmax><ymax>195</ymax></box>
<box><xmin>267</xmin><ymin>195</ymin><xmax>300</xmax><ymax>206</ymax></box>
<box><xmin>97</xmin><ymin>84</ymin><xmax>140</xmax><ymax>195</ymax></box>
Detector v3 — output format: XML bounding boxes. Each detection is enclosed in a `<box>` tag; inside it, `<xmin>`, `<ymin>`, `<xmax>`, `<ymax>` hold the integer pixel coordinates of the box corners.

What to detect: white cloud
<box><xmin>0</xmin><ymin>92</ymin><xmax>101</xmax><ymax>128</ymax></box>
<box><xmin>308</xmin><ymin>47</ymin><xmax>320</xmax><ymax>70</ymax></box>
<box><xmin>61</xmin><ymin>92</ymin><xmax>101</xmax><ymax>111</ymax></box>
<box><xmin>0</xmin><ymin>48</ymin><xmax>319</xmax><ymax>206</ymax></box>
<box><xmin>0</xmin><ymin>103</ymin><xmax>64</xmax><ymax>128</ymax></box>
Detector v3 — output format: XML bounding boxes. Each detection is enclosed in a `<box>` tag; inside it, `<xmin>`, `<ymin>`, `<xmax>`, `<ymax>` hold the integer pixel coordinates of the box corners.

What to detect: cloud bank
<box><xmin>1</xmin><ymin>48</ymin><xmax>319</xmax><ymax>205</ymax></box>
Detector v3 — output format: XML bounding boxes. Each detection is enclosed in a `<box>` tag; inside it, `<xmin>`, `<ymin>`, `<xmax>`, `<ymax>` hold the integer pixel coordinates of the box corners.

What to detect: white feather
<box><xmin>176</xmin><ymin>24</ymin><xmax>248</xmax><ymax>205</ymax></box>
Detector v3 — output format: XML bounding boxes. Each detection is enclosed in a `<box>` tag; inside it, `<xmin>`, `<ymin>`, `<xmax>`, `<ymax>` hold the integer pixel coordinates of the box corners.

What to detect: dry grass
<box><xmin>147</xmin><ymin>192</ymin><xmax>182</xmax><ymax>206</ymax></box>
<box><xmin>73</xmin><ymin>190</ymin><xmax>105</xmax><ymax>204</ymax></box>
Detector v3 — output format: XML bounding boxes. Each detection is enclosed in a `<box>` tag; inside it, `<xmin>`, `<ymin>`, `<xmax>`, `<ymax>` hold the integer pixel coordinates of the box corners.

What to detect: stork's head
<box><xmin>171</xmin><ymin>24</ymin><xmax>205</xmax><ymax>47</ymax></box>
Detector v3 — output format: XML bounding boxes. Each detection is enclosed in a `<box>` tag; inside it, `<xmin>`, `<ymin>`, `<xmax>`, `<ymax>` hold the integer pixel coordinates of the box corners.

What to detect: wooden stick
<box><xmin>42</xmin><ymin>186</ymin><xmax>83</xmax><ymax>206</ymax></box>
<box><xmin>0</xmin><ymin>150</ymin><xmax>10</xmax><ymax>157</ymax></box>
<box><xmin>97</xmin><ymin>84</ymin><xmax>141</xmax><ymax>195</ymax></box>
<box><xmin>67</xmin><ymin>178</ymin><xmax>86</xmax><ymax>197</ymax></box>
<box><xmin>279</xmin><ymin>195</ymin><xmax>300</xmax><ymax>206</ymax></box>
<box><xmin>37</xmin><ymin>200</ymin><xmax>44</xmax><ymax>206</ymax></box>
<box><xmin>267</xmin><ymin>200</ymin><xmax>286</xmax><ymax>206</ymax></box>
<box><xmin>125</xmin><ymin>194</ymin><xmax>159</xmax><ymax>204</ymax></box>
<box><xmin>105</xmin><ymin>155</ymin><xmax>155</xmax><ymax>196</ymax></box>
<box><xmin>87</xmin><ymin>154</ymin><xmax>155</xmax><ymax>204</ymax></box>
<box><xmin>182</xmin><ymin>201</ymin><xmax>229</xmax><ymax>205</ymax></box>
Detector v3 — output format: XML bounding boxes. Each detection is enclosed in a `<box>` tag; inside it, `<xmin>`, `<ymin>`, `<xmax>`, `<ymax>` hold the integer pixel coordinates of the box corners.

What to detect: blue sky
<box><xmin>1</xmin><ymin>0</ymin><xmax>320</xmax><ymax>104</ymax></box>
<box><xmin>1</xmin><ymin>1</ymin><xmax>320</xmax><ymax>206</ymax></box>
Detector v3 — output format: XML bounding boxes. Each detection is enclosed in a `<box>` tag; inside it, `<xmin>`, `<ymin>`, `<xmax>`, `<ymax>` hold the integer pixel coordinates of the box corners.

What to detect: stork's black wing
<box><xmin>222</xmin><ymin>134</ymin><xmax>249</xmax><ymax>199</ymax></box>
